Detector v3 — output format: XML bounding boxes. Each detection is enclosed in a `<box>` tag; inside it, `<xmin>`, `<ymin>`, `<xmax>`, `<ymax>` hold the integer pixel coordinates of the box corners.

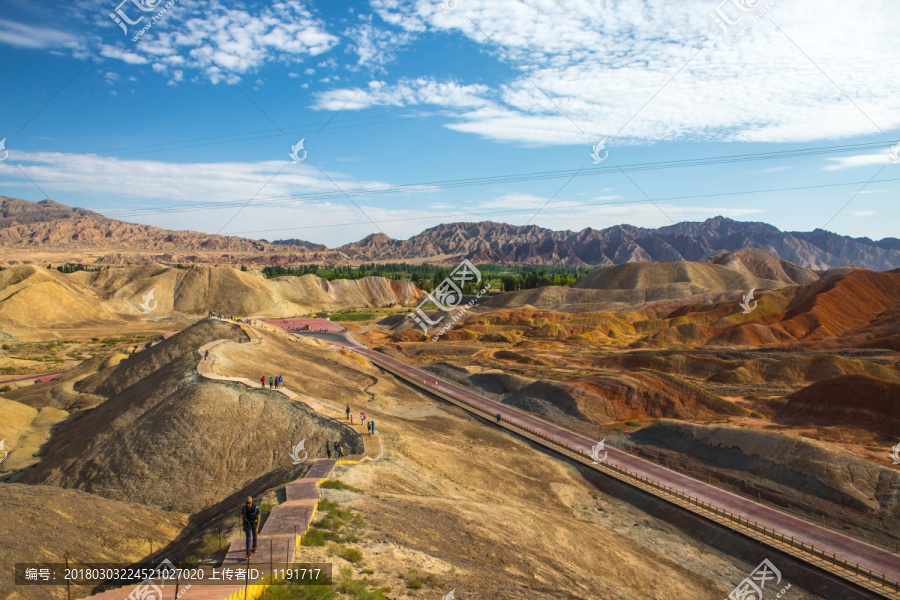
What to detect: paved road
<box><xmin>310</xmin><ymin>333</ymin><xmax>900</xmax><ymax>587</ymax></box>
<box><xmin>0</xmin><ymin>371</ymin><xmax>64</xmax><ymax>385</ymax></box>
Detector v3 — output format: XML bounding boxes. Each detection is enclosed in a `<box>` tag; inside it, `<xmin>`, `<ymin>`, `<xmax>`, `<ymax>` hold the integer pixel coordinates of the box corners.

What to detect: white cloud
<box><xmin>824</xmin><ymin>151</ymin><xmax>898</xmax><ymax>170</ymax></box>
<box><xmin>100</xmin><ymin>45</ymin><xmax>149</xmax><ymax>65</ymax></box>
<box><xmin>5</xmin><ymin>150</ymin><xmax>393</xmax><ymax>215</ymax></box>
<box><xmin>1</xmin><ymin>149</ymin><xmax>764</xmax><ymax>246</ymax></box>
<box><xmin>314</xmin><ymin>77</ymin><xmax>491</xmax><ymax>111</ymax></box>
<box><xmin>324</xmin><ymin>0</ymin><xmax>900</xmax><ymax>146</ymax></box>
<box><xmin>96</xmin><ymin>2</ymin><xmax>338</xmax><ymax>83</ymax></box>
<box><xmin>0</xmin><ymin>19</ymin><xmax>80</xmax><ymax>49</ymax></box>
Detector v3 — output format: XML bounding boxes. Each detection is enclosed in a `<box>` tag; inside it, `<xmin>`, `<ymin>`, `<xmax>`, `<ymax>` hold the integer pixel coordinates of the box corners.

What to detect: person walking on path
<box><xmin>338</xmin><ymin>444</ymin><xmax>345</xmax><ymax>459</ymax></box>
<box><xmin>333</xmin><ymin>442</ymin><xmax>340</xmax><ymax>458</ymax></box>
<box><xmin>277</xmin><ymin>375</ymin><xmax>283</xmax><ymax>389</ymax></box>
<box><xmin>496</xmin><ymin>413</ymin><xmax>501</xmax><ymax>424</ymax></box>
<box><xmin>345</xmin><ymin>405</ymin><xmax>350</xmax><ymax>420</ymax></box>
<box><xmin>268</xmin><ymin>376</ymin><xmax>274</xmax><ymax>389</ymax></box>
<box><xmin>360</xmin><ymin>412</ymin><xmax>365</xmax><ymax>426</ymax></box>
<box><xmin>350</xmin><ymin>414</ymin><xmax>354</xmax><ymax>424</ymax></box>
<box><xmin>241</xmin><ymin>496</ymin><xmax>261</xmax><ymax>560</ymax></box>
<box><xmin>204</xmin><ymin>349</ymin><xmax>209</xmax><ymax>361</ymax></box>
<box><xmin>260</xmin><ymin>376</ymin><xmax>266</xmax><ymax>388</ymax></box>
<box><xmin>369</xmin><ymin>421</ymin><xmax>375</xmax><ymax>436</ymax></box>
<box><xmin>326</xmin><ymin>443</ymin><xmax>332</xmax><ymax>460</ymax></box>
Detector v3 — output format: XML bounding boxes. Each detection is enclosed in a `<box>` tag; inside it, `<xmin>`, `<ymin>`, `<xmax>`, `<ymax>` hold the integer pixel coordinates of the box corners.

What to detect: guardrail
<box><xmin>366</xmin><ymin>352</ymin><xmax>900</xmax><ymax>600</ymax></box>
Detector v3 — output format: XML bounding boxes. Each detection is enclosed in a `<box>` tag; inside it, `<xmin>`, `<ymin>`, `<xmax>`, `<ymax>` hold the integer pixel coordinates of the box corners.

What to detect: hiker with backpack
<box><xmin>260</xmin><ymin>376</ymin><xmax>265</xmax><ymax>388</ymax></box>
<box><xmin>496</xmin><ymin>413</ymin><xmax>501</xmax><ymax>424</ymax></box>
<box><xmin>369</xmin><ymin>421</ymin><xmax>375</xmax><ymax>436</ymax></box>
<box><xmin>241</xmin><ymin>496</ymin><xmax>261</xmax><ymax>560</ymax></box>
<box><xmin>277</xmin><ymin>375</ymin><xmax>283</xmax><ymax>389</ymax></box>
<box><xmin>268</xmin><ymin>376</ymin><xmax>274</xmax><ymax>389</ymax></box>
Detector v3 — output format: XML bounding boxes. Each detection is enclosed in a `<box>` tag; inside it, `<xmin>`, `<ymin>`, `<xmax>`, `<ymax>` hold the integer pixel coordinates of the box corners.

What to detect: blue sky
<box><xmin>0</xmin><ymin>0</ymin><xmax>898</xmax><ymax>246</ymax></box>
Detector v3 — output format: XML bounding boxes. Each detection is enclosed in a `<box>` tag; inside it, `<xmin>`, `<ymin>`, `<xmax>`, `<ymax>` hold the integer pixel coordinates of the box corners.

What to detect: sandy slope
<box><xmin>209</xmin><ymin>327</ymin><xmax>828</xmax><ymax>599</ymax></box>
<box><xmin>0</xmin><ymin>264</ymin><xmax>422</xmax><ymax>336</ymax></box>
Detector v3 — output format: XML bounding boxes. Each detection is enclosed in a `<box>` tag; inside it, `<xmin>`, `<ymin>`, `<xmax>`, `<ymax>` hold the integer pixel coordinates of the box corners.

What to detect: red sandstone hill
<box><xmin>781</xmin><ymin>375</ymin><xmax>900</xmax><ymax>435</ymax></box>
<box><xmin>709</xmin><ymin>270</ymin><xmax>900</xmax><ymax>348</ymax></box>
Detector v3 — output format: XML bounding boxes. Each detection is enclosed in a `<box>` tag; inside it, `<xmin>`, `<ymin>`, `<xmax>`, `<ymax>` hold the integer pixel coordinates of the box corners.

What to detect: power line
<box><xmin>222</xmin><ymin>175</ymin><xmax>900</xmax><ymax>236</ymax></box>
<box><xmin>97</xmin><ymin>139</ymin><xmax>894</xmax><ymax>220</ymax></box>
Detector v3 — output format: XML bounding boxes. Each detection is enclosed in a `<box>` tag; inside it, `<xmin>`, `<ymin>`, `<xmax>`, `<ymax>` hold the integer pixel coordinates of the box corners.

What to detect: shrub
<box><xmin>197</xmin><ymin>534</ymin><xmax>227</xmax><ymax>556</ymax></box>
<box><xmin>613</xmin><ymin>427</ymin><xmax>623</xmax><ymax>432</ymax></box>
<box><xmin>314</xmin><ymin>517</ymin><xmax>341</xmax><ymax>531</ymax></box>
<box><xmin>625</xmin><ymin>421</ymin><xmax>641</xmax><ymax>427</ymax></box>
<box><xmin>335</xmin><ymin>566</ymin><xmax>387</xmax><ymax>600</ymax></box>
<box><xmin>406</xmin><ymin>578</ymin><xmax>423</xmax><ymax>589</ymax></box>
<box><xmin>319</xmin><ymin>480</ymin><xmax>362</xmax><ymax>493</ymax></box>
<box><xmin>339</xmin><ymin>547</ymin><xmax>363</xmax><ymax>564</ymax></box>
<box><xmin>302</xmin><ymin>529</ymin><xmax>326</xmax><ymax>547</ymax></box>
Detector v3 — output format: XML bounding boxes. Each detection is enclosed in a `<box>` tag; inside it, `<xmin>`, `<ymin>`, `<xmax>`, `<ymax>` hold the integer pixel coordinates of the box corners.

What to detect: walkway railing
<box><xmin>364</xmin><ymin>350</ymin><xmax>900</xmax><ymax>600</ymax></box>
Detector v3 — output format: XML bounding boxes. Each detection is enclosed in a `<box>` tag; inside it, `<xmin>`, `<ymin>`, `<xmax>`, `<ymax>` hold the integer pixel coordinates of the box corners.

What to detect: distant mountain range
<box><xmin>332</xmin><ymin>219</ymin><xmax>900</xmax><ymax>271</ymax></box>
<box><xmin>1</xmin><ymin>197</ymin><xmax>898</xmax><ymax>271</ymax></box>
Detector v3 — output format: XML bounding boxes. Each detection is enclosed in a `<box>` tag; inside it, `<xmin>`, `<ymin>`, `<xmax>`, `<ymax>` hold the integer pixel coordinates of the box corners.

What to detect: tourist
<box><xmin>370</xmin><ymin>421</ymin><xmax>375</xmax><ymax>435</ymax></box>
<box><xmin>260</xmin><ymin>376</ymin><xmax>266</xmax><ymax>388</ymax></box>
<box><xmin>326</xmin><ymin>443</ymin><xmax>332</xmax><ymax>460</ymax></box>
<box><xmin>204</xmin><ymin>349</ymin><xmax>209</xmax><ymax>361</ymax></box>
<box><xmin>268</xmin><ymin>376</ymin><xmax>274</xmax><ymax>389</ymax></box>
<box><xmin>496</xmin><ymin>413</ymin><xmax>501</xmax><ymax>424</ymax></box>
<box><xmin>277</xmin><ymin>375</ymin><xmax>283</xmax><ymax>389</ymax></box>
<box><xmin>360</xmin><ymin>412</ymin><xmax>366</xmax><ymax>426</ymax></box>
<box><xmin>241</xmin><ymin>496</ymin><xmax>260</xmax><ymax>560</ymax></box>
<box><xmin>345</xmin><ymin>405</ymin><xmax>350</xmax><ymax>420</ymax></box>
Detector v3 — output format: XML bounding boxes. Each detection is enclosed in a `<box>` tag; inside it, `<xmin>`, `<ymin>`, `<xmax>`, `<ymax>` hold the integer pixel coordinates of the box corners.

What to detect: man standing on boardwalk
<box><xmin>369</xmin><ymin>421</ymin><xmax>375</xmax><ymax>436</ymax></box>
<box><xmin>241</xmin><ymin>496</ymin><xmax>260</xmax><ymax>561</ymax></box>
